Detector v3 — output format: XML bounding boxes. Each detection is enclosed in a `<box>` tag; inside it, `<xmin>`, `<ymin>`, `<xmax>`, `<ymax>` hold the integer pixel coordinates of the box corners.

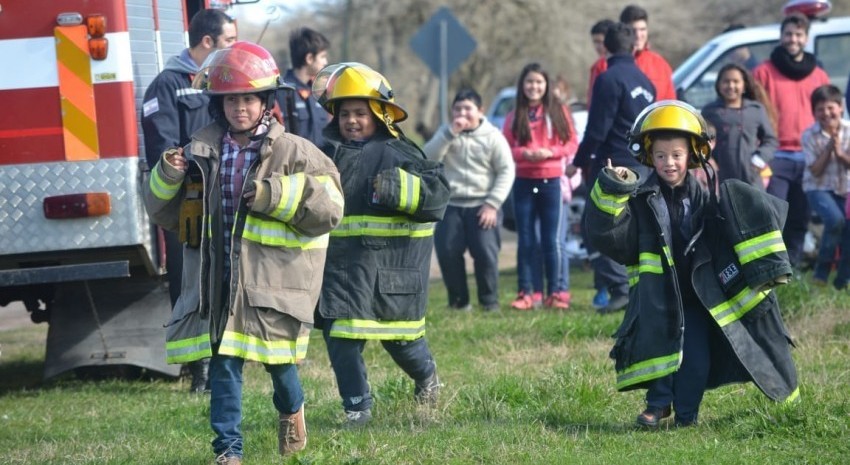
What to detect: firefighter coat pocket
<box><xmin>377</xmin><ymin>267</ymin><xmax>423</xmax><ymax>295</ymax></box>
<box><xmin>245</xmin><ymin>285</ymin><xmax>314</xmax><ymax>325</ymax></box>
<box><xmin>376</xmin><ymin>267</ymin><xmax>424</xmax><ymax>320</ymax></box>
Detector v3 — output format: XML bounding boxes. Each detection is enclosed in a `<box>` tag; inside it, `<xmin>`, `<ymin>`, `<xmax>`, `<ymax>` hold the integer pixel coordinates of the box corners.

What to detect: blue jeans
<box><xmin>767</xmin><ymin>156</ymin><xmax>810</xmax><ymax>267</ymax></box>
<box><xmin>513</xmin><ymin>177</ymin><xmax>563</xmax><ymax>295</ymax></box>
<box><xmin>806</xmin><ymin>190</ymin><xmax>850</xmax><ymax>288</ymax></box>
<box><xmin>209</xmin><ymin>354</ymin><xmax>304</xmax><ymax>458</ymax></box>
<box><xmin>532</xmin><ymin>199</ymin><xmax>571</xmax><ymax>292</ymax></box>
<box><xmin>434</xmin><ymin>205</ymin><xmax>502</xmax><ymax>307</ymax></box>
<box><xmin>644</xmin><ymin>304</ymin><xmax>716</xmax><ymax>423</ymax></box>
<box><xmin>322</xmin><ymin>326</ymin><xmax>436</xmax><ymax>412</ymax></box>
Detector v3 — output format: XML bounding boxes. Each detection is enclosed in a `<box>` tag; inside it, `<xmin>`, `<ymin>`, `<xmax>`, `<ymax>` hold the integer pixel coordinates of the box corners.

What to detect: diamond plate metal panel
<box><xmin>0</xmin><ymin>158</ymin><xmax>154</xmax><ymax>255</ymax></box>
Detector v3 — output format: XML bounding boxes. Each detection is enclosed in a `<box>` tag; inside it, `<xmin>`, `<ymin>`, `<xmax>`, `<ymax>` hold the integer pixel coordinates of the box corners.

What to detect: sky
<box><xmin>229</xmin><ymin>0</ymin><xmax>315</xmax><ymax>24</ymax></box>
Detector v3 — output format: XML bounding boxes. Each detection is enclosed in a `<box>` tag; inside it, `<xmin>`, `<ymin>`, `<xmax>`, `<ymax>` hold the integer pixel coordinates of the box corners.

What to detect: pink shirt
<box><xmin>502</xmin><ymin>104</ymin><xmax>578</xmax><ymax>179</ymax></box>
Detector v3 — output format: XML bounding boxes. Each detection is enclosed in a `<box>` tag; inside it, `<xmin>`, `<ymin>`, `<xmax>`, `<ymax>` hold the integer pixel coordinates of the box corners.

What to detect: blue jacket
<box><xmin>279</xmin><ymin>68</ymin><xmax>329</xmax><ymax>148</ymax></box>
<box><xmin>142</xmin><ymin>50</ymin><xmax>211</xmax><ymax>170</ymax></box>
<box><xmin>574</xmin><ymin>54</ymin><xmax>655</xmax><ymax>182</ymax></box>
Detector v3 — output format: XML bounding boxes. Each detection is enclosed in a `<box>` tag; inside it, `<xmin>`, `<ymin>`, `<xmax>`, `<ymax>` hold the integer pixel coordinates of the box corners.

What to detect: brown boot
<box><xmin>279</xmin><ymin>405</ymin><xmax>307</xmax><ymax>455</ymax></box>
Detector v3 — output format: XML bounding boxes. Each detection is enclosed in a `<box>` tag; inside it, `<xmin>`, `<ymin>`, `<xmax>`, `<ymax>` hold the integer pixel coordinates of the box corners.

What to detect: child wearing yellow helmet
<box><xmin>311</xmin><ymin>62</ymin><xmax>450</xmax><ymax>426</ymax></box>
<box><xmin>587</xmin><ymin>100</ymin><xmax>798</xmax><ymax>428</ymax></box>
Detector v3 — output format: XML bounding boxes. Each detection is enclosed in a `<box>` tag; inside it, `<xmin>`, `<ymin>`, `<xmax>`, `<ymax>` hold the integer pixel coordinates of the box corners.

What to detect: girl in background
<box><xmin>702</xmin><ymin>63</ymin><xmax>778</xmax><ymax>189</ymax></box>
<box><xmin>502</xmin><ymin>63</ymin><xmax>578</xmax><ymax>310</ymax></box>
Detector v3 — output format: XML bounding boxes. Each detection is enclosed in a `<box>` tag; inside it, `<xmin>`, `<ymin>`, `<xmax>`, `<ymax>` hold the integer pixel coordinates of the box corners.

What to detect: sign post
<box><xmin>410</xmin><ymin>7</ymin><xmax>476</xmax><ymax>125</ymax></box>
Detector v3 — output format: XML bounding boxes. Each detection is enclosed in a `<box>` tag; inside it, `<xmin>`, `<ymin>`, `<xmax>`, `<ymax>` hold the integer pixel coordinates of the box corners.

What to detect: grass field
<box><xmin>2</xmin><ymin>266</ymin><xmax>849</xmax><ymax>465</ymax></box>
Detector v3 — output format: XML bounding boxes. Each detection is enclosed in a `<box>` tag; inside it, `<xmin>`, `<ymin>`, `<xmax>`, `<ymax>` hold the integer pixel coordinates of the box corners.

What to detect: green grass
<box><xmin>2</xmin><ymin>267</ymin><xmax>850</xmax><ymax>464</ymax></box>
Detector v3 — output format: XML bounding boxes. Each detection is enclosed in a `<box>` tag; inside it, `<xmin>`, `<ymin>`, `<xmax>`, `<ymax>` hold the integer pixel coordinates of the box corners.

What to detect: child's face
<box><xmin>522</xmin><ymin>71</ymin><xmax>547</xmax><ymax>105</ymax></box>
<box><xmin>338</xmin><ymin>99</ymin><xmax>376</xmax><ymax>141</ymax></box>
<box><xmin>718</xmin><ymin>68</ymin><xmax>744</xmax><ymax>104</ymax></box>
<box><xmin>224</xmin><ymin>94</ymin><xmax>265</xmax><ymax>132</ymax></box>
<box><xmin>813</xmin><ymin>100</ymin><xmax>843</xmax><ymax>133</ymax></box>
<box><xmin>451</xmin><ymin>99</ymin><xmax>482</xmax><ymax>129</ymax></box>
<box><xmin>651</xmin><ymin>137</ymin><xmax>690</xmax><ymax>188</ymax></box>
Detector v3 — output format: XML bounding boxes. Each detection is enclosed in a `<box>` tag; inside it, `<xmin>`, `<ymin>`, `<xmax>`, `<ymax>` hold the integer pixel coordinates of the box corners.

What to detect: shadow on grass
<box><xmin>0</xmin><ymin>359</ymin><xmax>45</xmax><ymax>395</ymax></box>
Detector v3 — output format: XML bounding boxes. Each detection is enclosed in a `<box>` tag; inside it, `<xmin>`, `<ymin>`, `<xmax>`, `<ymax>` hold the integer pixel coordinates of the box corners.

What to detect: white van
<box><xmin>674</xmin><ymin>7</ymin><xmax>850</xmax><ymax>109</ymax></box>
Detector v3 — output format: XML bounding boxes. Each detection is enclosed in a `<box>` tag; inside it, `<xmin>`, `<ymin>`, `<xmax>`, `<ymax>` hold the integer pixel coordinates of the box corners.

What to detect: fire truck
<box><xmin>0</xmin><ymin>0</ymin><xmax>257</xmax><ymax>379</ymax></box>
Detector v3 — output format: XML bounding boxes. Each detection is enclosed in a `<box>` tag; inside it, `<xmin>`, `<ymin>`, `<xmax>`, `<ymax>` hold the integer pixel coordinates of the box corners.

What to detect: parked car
<box><xmin>673</xmin><ymin>1</ymin><xmax>850</xmax><ymax>110</ymax></box>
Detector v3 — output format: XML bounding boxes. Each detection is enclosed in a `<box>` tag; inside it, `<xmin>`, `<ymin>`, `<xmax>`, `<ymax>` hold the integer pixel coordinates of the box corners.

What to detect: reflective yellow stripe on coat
<box><xmin>734</xmin><ymin>230</ymin><xmax>787</xmax><ymax>265</ymax></box>
<box><xmin>243</xmin><ymin>215</ymin><xmax>329</xmax><ymax>249</ymax></box>
<box><xmin>396</xmin><ymin>168</ymin><xmax>421</xmax><ymax>214</ymax></box>
<box><xmin>268</xmin><ymin>173</ymin><xmax>304</xmax><ymax>222</ymax></box>
<box><xmin>218</xmin><ymin>330</ymin><xmax>310</xmax><ymax>364</ymax></box>
<box><xmin>616</xmin><ymin>352</ymin><xmax>680</xmax><ymax>390</ymax></box>
<box><xmin>330</xmin><ymin>318</ymin><xmax>427</xmax><ymax>341</ymax></box>
<box><xmin>166</xmin><ymin>334</ymin><xmax>213</xmax><ymax>364</ymax></box>
<box><xmin>330</xmin><ymin>215</ymin><xmax>434</xmax><ymax>238</ymax></box>
<box><xmin>591</xmin><ymin>181</ymin><xmax>629</xmax><ymax>216</ymax></box>
<box><xmin>150</xmin><ymin>165</ymin><xmax>182</xmax><ymax>200</ymax></box>
<box><xmin>709</xmin><ymin>286</ymin><xmax>769</xmax><ymax>327</ymax></box>
<box><xmin>626</xmin><ymin>252</ymin><xmax>666</xmax><ymax>287</ymax></box>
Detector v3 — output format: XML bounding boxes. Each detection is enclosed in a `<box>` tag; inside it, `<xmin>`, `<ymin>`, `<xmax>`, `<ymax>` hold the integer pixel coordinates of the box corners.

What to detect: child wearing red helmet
<box><xmin>143</xmin><ymin>41</ymin><xmax>344</xmax><ymax>463</ymax></box>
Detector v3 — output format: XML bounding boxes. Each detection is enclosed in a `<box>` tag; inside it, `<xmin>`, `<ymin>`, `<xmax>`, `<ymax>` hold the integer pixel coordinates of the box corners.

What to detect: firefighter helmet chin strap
<box><xmin>699</xmin><ymin>155</ymin><xmax>724</xmax><ymax>221</ymax></box>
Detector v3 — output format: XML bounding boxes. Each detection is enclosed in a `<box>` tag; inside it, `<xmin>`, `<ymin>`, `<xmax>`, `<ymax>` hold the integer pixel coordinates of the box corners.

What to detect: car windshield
<box><xmin>673</xmin><ymin>43</ymin><xmax>717</xmax><ymax>87</ymax></box>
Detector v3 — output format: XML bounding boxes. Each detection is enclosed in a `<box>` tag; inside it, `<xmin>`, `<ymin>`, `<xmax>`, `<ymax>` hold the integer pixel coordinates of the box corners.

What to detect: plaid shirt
<box><xmin>220</xmin><ymin>131</ymin><xmax>260</xmax><ymax>280</ymax></box>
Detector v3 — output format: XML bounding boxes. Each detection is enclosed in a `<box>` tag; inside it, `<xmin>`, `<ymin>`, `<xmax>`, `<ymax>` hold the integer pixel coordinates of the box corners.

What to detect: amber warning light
<box><xmin>43</xmin><ymin>193</ymin><xmax>111</xmax><ymax>219</ymax></box>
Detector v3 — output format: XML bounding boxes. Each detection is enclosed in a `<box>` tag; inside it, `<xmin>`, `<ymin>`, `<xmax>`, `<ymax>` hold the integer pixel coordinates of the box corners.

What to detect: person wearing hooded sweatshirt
<box><xmin>753</xmin><ymin>12</ymin><xmax>830</xmax><ymax>268</ymax></box>
<box><xmin>141</xmin><ymin>8</ymin><xmax>237</xmax><ymax>394</ymax></box>
<box><xmin>423</xmin><ymin>88</ymin><xmax>515</xmax><ymax>312</ymax></box>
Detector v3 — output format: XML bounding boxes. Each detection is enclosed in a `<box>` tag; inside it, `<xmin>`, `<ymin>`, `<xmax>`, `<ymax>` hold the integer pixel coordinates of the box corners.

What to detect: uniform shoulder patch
<box><xmin>143</xmin><ymin>98</ymin><xmax>159</xmax><ymax>117</ymax></box>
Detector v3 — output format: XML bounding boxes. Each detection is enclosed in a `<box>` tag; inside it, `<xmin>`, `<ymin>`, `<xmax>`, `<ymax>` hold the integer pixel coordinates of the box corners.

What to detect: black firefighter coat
<box><xmin>586</xmin><ymin>168</ymin><xmax>798</xmax><ymax>402</ymax></box>
<box><xmin>317</xmin><ymin>126</ymin><xmax>450</xmax><ymax>340</ymax></box>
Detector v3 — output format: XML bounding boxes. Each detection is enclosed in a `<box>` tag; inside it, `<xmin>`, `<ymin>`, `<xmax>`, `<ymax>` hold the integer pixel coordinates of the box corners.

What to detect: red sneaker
<box><xmin>545</xmin><ymin>291</ymin><xmax>571</xmax><ymax>309</ymax></box>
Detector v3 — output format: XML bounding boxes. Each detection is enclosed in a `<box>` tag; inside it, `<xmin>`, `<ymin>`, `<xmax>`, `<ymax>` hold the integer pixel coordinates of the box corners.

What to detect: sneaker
<box><xmin>449</xmin><ymin>303</ymin><xmax>472</xmax><ymax>311</ymax></box>
<box><xmin>636</xmin><ymin>405</ymin><xmax>672</xmax><ymax>428</ymax></box>
<box><xmin>591</xmin><ymin>289</ymin><xmax>610</xmax><ymax>309</ymax></box>
<box><xmin>511</xmin><ymin>291</ymin><xmax>543</xmax><ymax>310</ymax></box>
<box><xmin>279</xmin><ymin>405</ymin><xmax>307</xmax><ymax>455</ymax></box>
<box><xmin>414</xmin><ymin>371</ymin><xmax>440</xmax><ymax>406</ymax></box>
<box><xmin>482</xmin><ymin>303</ymin><xmax>501</xmax><ymax>312</ymax></box>
<box><xmin>597</xmin><ymin>293</ymin><xmax>628</xmax><ymax>314</ymax></box>
<box><xmin>544</xmin><ymin>291</ymin><xmax>571</xmax><ymax>309</ymax></box>
<box><xmin>344</xmin><ymin>409</ymin><xmax>372</xmax><ymax>427</ymax></box>
<box><xmin>214</xmin><ymin>454</ymin><xmax>242</xmax><ymax>465</ymax></box>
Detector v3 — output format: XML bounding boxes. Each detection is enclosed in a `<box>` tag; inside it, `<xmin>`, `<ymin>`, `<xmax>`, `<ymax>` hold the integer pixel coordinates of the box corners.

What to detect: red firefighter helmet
<box><xmin>193</xmin><ymin>41</ymin><xmax>281</xmax><ymax>94</ymax></box>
